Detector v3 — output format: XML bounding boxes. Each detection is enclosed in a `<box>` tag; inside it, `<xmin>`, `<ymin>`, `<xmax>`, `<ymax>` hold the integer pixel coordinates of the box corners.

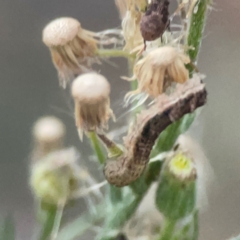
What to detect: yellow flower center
<box><xmin>169</xmin><ymin>152</ymin><xmax>193</xmax><ymax>179</ymax></box>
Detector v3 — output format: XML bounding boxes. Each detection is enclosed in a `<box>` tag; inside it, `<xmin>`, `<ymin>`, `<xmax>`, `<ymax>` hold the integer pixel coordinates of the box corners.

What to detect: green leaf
<box><xmin>57</xmin><ymin>204</ymin><xmax>105</xmax><ymax>240</ymax></box>
<box><xmin>0</xmin><ymin>215</ymin><xmax>15</xmax><ymax>240</ymax></box>
<box><xmin>57</xmin><ymin>216</ymin><xmax>93</xmax><ymax>240</ymax></box>
<box><xmin>150</xmin><ymin>113</ymin><xmax>195</xmax><ymax>159</ymax></box>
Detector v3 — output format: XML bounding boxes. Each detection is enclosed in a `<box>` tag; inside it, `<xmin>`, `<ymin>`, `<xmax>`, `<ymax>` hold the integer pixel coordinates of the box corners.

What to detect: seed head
<box><xmin>43</xmin><ymin>17</ymin><xmax>98</xmax><ymax>88</ymax></box>
<box><xmin>32</xmin><ymin>116</ymin><xmax>66</xmax><ymax>159</ymax></box>
<box><xmin>126</xmin><ymin>46</ymin><xmax>190</xmax><ymax>98</ymax></box>
<box><xmin>30</xmin><ymin>148</ymin><xmax>79</xmax><ymax>205</ymax></box>
<box><xmin>71</xmin><ymin>73</ymin><xmax>114</xmax><ymax>139</ymax></box>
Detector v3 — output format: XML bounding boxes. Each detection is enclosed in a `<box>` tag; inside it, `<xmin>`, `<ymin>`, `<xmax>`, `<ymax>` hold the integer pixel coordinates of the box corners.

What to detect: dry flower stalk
<box><xmin>43</xmin><ymin>17</ymin><xmax>98</xmax><ymax>88</ymax></box>
<box><xmin>125</xmin><ymin>46</ymin><xmax>190</xmax><ymax>99</ymax></box>
<box><xmin>71</xmin><ymin>72</ymin><xmax>114</xmax><ymax>139</ymax></box>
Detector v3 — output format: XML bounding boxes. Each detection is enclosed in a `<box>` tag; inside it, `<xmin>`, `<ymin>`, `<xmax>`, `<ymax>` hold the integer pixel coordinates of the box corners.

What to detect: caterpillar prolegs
<box><xmin>104</xmin><ymin>75</ymin><xmax>207</xmax><ymax>187</ymax></box>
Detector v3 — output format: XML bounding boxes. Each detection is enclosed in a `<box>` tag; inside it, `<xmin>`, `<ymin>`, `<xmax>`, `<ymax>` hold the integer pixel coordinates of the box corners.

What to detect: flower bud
<box><xmin>71</xmin><ymin>73</ymin><xmax>114</xmax><ymax>139</ymax></box>
<box><xmin>30</xmin><ymin>148</ymin><xmax>79</xmax><ymax>205</ymax></box>
<box><xmin>156</xmin><ymin>150</ymin><xmax>197</xmax><ymax>220</ymax></box>
<box><xmin>125</xmin><ymin>46</ymin><xmax>190</xmax><ymax>98</ymax></box>
<box><xmin>32</xmin><ymin>116</ymin><xmax>65</xmax><ymax>160</ymax></box>
<box><xmin>42</xmin><ymin>17</ymin><xmax>98</xmax><ymax>88</ymax></box>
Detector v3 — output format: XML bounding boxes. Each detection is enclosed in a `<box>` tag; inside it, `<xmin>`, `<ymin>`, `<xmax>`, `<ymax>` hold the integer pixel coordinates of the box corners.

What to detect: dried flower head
<box><xmin>43</xmin><ymin>17</ymin><xmax>98</xmax><ymax>88</ymax></box>
<box><xmin>125</xmin><ymin>46</ymin><xmax>190</xmax><ymax>98</ymax></box>
<box><xmin>71</xmin><ymin>72</ymin><xmax>114</xmax><ymax>139</ymax></box>
<box><xmin>30</xmin><ymin>148</ymin><xmax>80</xmax><ymax>205</ymax></box>
<box><xmin>32</xmin><ymin>116</ymin><xmax>66</xmax><ymax>160</ymax></box>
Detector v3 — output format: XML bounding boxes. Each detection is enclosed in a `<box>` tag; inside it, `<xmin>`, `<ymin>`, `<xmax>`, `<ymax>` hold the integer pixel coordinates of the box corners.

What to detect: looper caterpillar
<box><xmin>104</xmin><ymin>75</ymin><xmax>207</xmax><ymax>187</ymax></box>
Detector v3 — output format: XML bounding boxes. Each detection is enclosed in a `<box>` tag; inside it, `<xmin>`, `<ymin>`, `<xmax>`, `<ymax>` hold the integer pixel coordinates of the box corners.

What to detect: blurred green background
<box><xmin>0</xmin><ymin>0</ymin><xmax>239</xmax><ymax>239</ymax></box>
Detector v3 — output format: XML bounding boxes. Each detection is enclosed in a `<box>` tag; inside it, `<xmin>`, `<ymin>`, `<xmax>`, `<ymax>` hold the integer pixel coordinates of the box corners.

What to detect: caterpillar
<box><xmin>104</xmin><ymin>75</ymin><xmax>207</xmax><ymax>187</ymax></box>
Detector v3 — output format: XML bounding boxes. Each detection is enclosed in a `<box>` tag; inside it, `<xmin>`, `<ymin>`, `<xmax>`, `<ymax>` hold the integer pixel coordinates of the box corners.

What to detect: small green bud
<box><xmin>156</xmin><ymin>151</ymin><xmax>197</xmax><ymax>220</ymax></box>
<box><xmin>30</xmin><ymin>148</ymin><xmax>79</xmax><ymax>205</ymax></box>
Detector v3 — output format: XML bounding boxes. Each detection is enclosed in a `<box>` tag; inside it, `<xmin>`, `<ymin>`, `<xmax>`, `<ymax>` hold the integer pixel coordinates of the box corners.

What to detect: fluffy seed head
<box><xmin>126</xmin><ymin>46</ymin><xmax>190</xmax><ymax>98</ymax></box>
<box><xmin>42</xmin><ymin>17</ymin><xmax>98</xmax><ymax>88</ymax></box>
<box><xmin>43</xmin><ymin>17</ymin><xmax>80</xmax><ymax>47</ymax></box>
<box><xmin>32</xmin><ymin>116</ymin><xmax>65</xmax><ymax>159</ymax></box>
<box><xmin>71</xmin><ymin>73</ymin><xmax>114</xmax><ymax>138</ymax></box>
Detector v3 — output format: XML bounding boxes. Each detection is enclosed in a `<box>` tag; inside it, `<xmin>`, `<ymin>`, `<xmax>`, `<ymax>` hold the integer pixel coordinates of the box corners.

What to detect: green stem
<box><xmin>109</xmin><ymin>185</ymin><xmax>123</xmax><ymax>204</ymax></box>
<box><xmin>51</xmin><ymin>202</ymin><xmax>64</xmax><ymax>240</ymax></box>
<box><xmin>99</xmin><ymin>195</ymin><xmax>142</xmax><ymax>240</ymax></box>
<box><xmin>193</xmin><ymin>210</ymin><xmax>199</xmax><ymax>240</ymax></box>
<box><xmin>97</xmin><ymin>49</ymin><xmax>132</xmax><ymax>58</ymax></box>
<box><xmin>88</xmin><ymin>131</ymin><xmax>105</xmax><ymax>164</ymax></box>
<box><xmin>97</xmin><ymin>133</ymin><xmax>123</xmax><ymax>158</ymax></box>
<box><xmin>187</xmin><ymin>0</ymin><xmax>209</xmax><ymax>71</ymax></box>
<box><xmin>57</xmin><ymin>203</ymin><xmax>106</xmax><ymax>240</ymax></box>
<box><xmin>38</xmin><ymin>205</ymin><xmax>58</xmax><ymax>240</ymax></box>
<box><xmin>159</xmin><ymin>219</ymin><xmax>176</xmax><ymax>240</ymax></box>
<box><xmin>128</xmin><ymin>57</ymin><xmax>137</xmax><ymax>91</ymax></box>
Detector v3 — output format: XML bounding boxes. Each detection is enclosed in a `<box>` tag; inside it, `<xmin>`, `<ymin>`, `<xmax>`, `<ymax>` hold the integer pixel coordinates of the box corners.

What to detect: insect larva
<box><xmin>104</xmin><ymin>75</ymin><xmax>207</xmax><ymax>187</ymax></box>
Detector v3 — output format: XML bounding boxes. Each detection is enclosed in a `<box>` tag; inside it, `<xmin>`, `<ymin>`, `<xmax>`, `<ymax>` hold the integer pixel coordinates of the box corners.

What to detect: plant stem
<box><xmin>159</xmin><ymin>218</ymin><xmax>176</xmax><ymax>240</ymax></box>
<box><xmin>88</xmin><ymin>131</ymin><xmax>105</xmax><ymax>164</ymax></box>
<box><xmin>193</xmin><ymin>210</ymin><xmax>199</xmax><ymax>240</ymax></box>
<box><xmin>97</xmin><ymin>49</ymin><xmax>132</xmax><ymax>58</ymax></box>
<box><xmin>99</xmin><ymin>194</ymin><xmax>143</xmax><ymax>240</ymax></box>
<box><xmin>38</xmin><ymin>205</ymin><xmax>58</xmax><ymax>240</ymax></box>
<box><xmin>128</xmin><ymin>57</ymin><xmax>138</xmax><ymax>91</ymax></box>
<box><xmin>187</xmin><ymin>0</ymin><xmax>209</xmax><ymax>71</ymax></box>
<box><xmin>97</xmin><ymin>133</ymin><xmax>123</xmax><ymax>158</ymax></box>
<box><xmin>57</xmin><ymin>203</ymin><xmax>106</xmax><ymax>240</ymax></box>
<box><xmin>51</xmin><ymin>202</ymin><xmax>64</xmax><ymax>240</ymax></box>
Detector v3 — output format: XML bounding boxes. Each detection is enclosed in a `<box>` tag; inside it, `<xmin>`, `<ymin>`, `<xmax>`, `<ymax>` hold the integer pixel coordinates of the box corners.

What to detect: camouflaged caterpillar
<box><xmin>104</xmin><ymin>75</ymin><xmax>207</xmax><ymax>187</ymax></box>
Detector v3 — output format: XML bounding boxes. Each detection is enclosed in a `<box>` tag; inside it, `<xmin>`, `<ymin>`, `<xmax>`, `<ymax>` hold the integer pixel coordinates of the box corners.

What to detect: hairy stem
<box><xmin>187</xmin><ymin>0</ymin><xmax>209</xmax><ymax>69</ymax></box>
<box><xmin>51</xmin><ymin>202</ymin><xmax>64</xmax><ymax>240</ymax></box>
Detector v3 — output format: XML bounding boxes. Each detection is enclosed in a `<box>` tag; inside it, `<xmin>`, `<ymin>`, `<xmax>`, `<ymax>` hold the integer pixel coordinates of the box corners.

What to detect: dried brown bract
<box><xmin>140</xmin><ymin>0</ymin><xmax>170</xmax><ymax>44</ymax></box>
<box><xmin>43</xmin><ymin>17</ymin><xmax>98</xmax><ymax>88</ymax></box>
